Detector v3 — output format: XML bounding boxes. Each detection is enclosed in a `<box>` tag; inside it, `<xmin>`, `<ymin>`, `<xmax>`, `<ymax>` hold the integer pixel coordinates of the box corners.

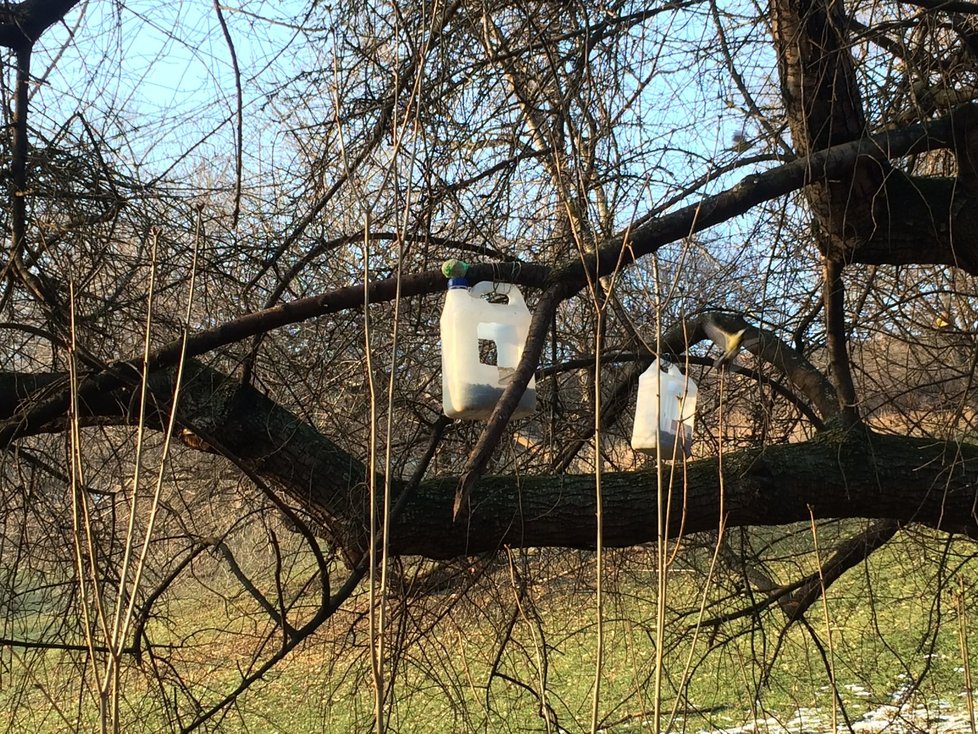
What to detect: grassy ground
<box><xmin>3</xmin><ymin>527</ymin><xmax>978</xmax><ymax>733</ymax></box>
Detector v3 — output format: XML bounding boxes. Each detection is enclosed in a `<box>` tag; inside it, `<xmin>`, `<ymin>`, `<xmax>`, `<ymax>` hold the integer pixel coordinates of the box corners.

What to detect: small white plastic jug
<box><xmin>441</xmin><ymin>280</ymin><xmax>536</xmax><ymax>420</ymax></box>
<box><xmin>631</xmin><ymin>359</ymin><xmax>697</xmax><ymax>458</ymax></box>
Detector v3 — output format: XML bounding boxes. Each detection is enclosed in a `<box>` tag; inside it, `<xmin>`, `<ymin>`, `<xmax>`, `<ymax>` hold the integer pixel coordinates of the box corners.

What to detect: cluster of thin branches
<box><xmin>0</xmin><ymin>0</ymin><xmax>977</xmax><ymax>732</ymax></box>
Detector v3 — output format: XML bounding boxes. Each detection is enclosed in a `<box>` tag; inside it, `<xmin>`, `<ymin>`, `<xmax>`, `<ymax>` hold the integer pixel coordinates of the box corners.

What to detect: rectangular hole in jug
<box><xmin>478</xmin><ymin>338</ymin><xmax>498</xmax><ymax>366</ymax></box>
<box><xmin>485</xmin><ymin>291</ymin><xmax>509</xmax><ymax>304</ymax></box>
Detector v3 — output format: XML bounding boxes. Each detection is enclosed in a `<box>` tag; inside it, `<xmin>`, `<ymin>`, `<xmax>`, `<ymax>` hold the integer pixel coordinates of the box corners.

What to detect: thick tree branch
<box><xmin>575</xmin><ymin>110</ymin><xmax>973</xmax><ymax>279</ymax></box>
<box><xmin>0</xmin><ymin>262</ymin><xmax>549</xmax><ymax>445</ymax></box>
<box><xmin>770</xmin><ymin>0</ymin><xmax>882</xmax><ymax>250</ymax></box>
<box><xmin>771</xmin><ymin>0</ymin><xmax>866</xmax><ymax>153</ymax></box>
<box><xmin>392</xmin><ymin>432</ymin><xmax>978</xmax><ymax>558</ymax></box>
<box><xmin>0</xmin><ymin>0</ymin><xmax>80</xmax><ymax>50</ymax></box>
<box><xmin>4</xmin><ymin>364</ymin><xmax>976</xmax><ymax>561</ymax></box>
<box><xmin>953</xmin><ymin>102</ymin><xmax>978</xmax><ymax>197</ymax></box>
<box><xmin>686</xmin><ymin>312</ymin><xmax>839</xmax><ymax>420</ymax></box>
<box><xmin>771</xmin><ymin>0</ymin><xmax>978</xmax><ymax>271</ymax></box>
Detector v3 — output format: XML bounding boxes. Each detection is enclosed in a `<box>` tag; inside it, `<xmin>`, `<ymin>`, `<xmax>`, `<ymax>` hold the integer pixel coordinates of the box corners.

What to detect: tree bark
<box><xmin>4</xmin><ymin>364</ymin><xmax>976</xmax><ymax>561</ymax></box>
<box><xmin>390</xmin><ymin>431</ymin><xmax>978</xmax><ymax>558</ymax></box>
<box><xmin>771</xmin><ymin>0</ymin><xmax>978</xmax><ymax>269</ymax></box>
<box><xmin>0</xmin><ymin>0</ymin><xmax>82</xmax><ymax>50</ymax></box>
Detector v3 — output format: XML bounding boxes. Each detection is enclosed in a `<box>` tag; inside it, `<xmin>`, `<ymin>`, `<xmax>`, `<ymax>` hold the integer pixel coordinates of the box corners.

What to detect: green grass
<box><xmin>3</xmin><ymin>528</ymin><xmax>978</xmax><ymax>732</ymax></box>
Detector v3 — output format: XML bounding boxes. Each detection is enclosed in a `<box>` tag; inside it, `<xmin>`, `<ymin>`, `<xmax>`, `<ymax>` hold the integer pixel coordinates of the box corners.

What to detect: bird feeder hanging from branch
<box><xmin>440</xmin><ymin>273</ymin><xmax>536</xmax><ymax>421</ymax></box>
<box><xmin>631</xmin><ymin>359</ymin><xmax>697</xmax><ymax>458</ymax></box>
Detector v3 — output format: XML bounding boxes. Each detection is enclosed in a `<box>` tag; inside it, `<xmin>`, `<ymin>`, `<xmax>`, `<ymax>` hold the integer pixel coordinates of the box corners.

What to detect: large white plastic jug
<box><xmin>631</xmin><ymin>359</ymin><xmax>697</xmax><ymax>458</ymax></box>
<box><xmin>441</xmin><ymin>279</ymin><xmax>536</xmax><ymax>420</ymax></box>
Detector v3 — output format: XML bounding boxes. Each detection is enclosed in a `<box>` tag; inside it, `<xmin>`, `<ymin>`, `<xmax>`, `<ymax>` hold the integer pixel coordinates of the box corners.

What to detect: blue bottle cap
<box><xmin>447</xmin><ymin>277</ymin><xmax>469</xmax><ymax>289</ymax></box>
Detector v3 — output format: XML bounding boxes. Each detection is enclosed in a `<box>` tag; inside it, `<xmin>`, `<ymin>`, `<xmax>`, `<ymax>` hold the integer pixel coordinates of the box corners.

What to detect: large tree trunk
<box><xmin>5</xmin><ymin>364</ymin><xmax>975</xmax><ymax>561</ymax></box>
<box><xmin>771</xmin><ymin>0</ymin><xmax>978</xmax><ymax>269</ymax></box>
<box><xmin>392</xmin><ymin>432</ymin><xmax>978</xmax><ymax>558</ymax></box>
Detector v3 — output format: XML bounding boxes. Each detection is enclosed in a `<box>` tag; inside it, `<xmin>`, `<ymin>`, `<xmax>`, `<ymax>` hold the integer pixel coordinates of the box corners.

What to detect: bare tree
<box><xmin>2</xmin><ymin>0</ymin><xmax>978</xmax><ymax>731</ymax></box>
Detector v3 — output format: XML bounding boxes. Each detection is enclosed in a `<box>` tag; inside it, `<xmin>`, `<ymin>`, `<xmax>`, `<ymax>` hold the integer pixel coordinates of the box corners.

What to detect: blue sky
<box><xmin>21</xmin><ymin>0</ymin><xmax>787</xmax><ymax>292</ymax></box>
<box><xmin>31</xmin><ymin>1</ymin><xmax>309</xmax><ymax>182</ymax></box>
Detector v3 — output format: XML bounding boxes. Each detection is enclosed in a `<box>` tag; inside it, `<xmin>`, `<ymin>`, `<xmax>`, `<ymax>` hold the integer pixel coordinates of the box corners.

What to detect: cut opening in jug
<box><xmin>441</xmin><ymin>281</ymin><xmax>536</xmax><ymax>420</ymax></box>
<box><xmin>478</xmin><ymin>338</ymin><xmax>498</xmax><ymax>366</ymax></box>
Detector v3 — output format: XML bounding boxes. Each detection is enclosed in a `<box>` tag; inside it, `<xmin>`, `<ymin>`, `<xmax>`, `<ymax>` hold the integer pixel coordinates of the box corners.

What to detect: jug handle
<box><xmin>470</xmin><ymin>281</ymin><xmax>525</xmax><ymax>305</ymax></box>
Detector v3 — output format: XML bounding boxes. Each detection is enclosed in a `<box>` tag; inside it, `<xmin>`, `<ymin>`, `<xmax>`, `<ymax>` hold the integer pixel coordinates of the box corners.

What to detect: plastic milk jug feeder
<box><xmin>631</xmin><ymin>359</ymin><xmax>697</xmax><ymax>458</ymax></box>
<box><xmin>441</xmin><ymin>278</ymin><xmax>536</xmax><ymax>420</ymax></box>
